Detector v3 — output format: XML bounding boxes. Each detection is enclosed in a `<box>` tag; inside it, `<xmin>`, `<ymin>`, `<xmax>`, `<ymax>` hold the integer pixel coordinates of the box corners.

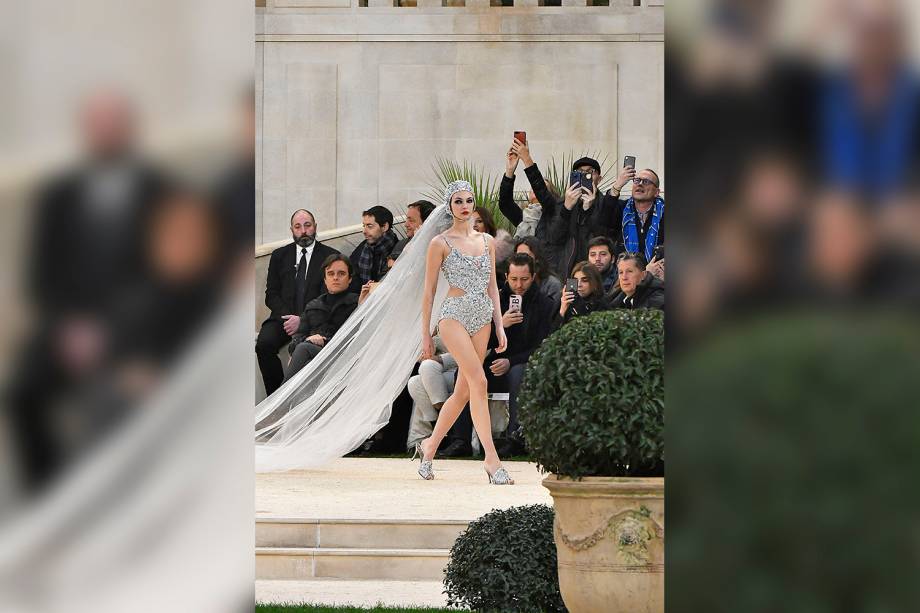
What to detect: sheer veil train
<box><xmin>255</xmin><ymin>185</ymin><xmax>470</xmax><ymax>472</ymax></box>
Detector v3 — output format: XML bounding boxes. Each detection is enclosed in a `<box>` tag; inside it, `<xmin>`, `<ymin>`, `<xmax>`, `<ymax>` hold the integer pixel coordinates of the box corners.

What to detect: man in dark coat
<box><xmin>283</xmin><ymin>254</ymin><xmax>359</xmax><ymax>381</ymax></box>
<box><xmin>485</xmin><ymin>254</ymin><xmax>557</xmax><ymax>456</ymax></box>
<box><xmin>256</xmin><ymin>209</ymin><xmax>339</xmax><ymax>396</ymax></box>
<box><xmin>605</xmin><ymin>252</ymin><xmax>665</xmax><ymax>310</ymax></box>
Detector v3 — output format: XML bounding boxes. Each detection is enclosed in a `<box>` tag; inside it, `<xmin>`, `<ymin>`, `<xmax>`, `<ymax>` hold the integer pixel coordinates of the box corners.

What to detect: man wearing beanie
<box><xmin>545</xmin><ymin>155</ymin><xmax>613</xmax><ymax>277</ymax></box>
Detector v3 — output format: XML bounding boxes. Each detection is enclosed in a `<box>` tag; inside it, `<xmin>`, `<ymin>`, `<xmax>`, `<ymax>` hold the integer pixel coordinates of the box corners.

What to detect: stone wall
<box><xmin>256</xmin><ymin>0</ymin><xmax>664</xmax><ymax>245</ymax></box>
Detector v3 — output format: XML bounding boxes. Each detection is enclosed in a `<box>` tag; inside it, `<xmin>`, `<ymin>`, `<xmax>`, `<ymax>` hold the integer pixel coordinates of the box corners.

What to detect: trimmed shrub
<box><xmin>443</xmin><ymin>504</ymin><xmax>566</xmax><ymax>613</ymax></box>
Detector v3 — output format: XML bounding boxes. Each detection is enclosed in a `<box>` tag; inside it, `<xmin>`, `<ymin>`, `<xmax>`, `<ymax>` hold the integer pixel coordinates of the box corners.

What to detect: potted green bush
<box><xmin>518</xmin><ymin>309</ymin><xmax>664</xmax><ymax>613</ymax></box>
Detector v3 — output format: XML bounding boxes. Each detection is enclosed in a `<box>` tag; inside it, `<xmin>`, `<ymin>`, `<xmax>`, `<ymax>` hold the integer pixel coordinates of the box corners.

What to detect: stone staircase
<box><xmin>256</xmin><ymin>517</ymin><xmax>468</xmax><ymax>581</ymax></box>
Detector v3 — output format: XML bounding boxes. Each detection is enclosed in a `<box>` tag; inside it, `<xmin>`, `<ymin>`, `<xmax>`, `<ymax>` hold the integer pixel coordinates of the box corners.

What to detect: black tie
<box><xmin>295</xmin><ymin>247</ymin><xmax>308</xmax><ymax>314</ymax></box>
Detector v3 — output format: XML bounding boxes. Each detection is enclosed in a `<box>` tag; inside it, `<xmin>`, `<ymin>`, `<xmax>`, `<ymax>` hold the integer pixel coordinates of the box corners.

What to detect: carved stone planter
<box><xmin>543</xmin><ymin>475</ymin><xmax>664</xmax><ymax>613</ymax></box>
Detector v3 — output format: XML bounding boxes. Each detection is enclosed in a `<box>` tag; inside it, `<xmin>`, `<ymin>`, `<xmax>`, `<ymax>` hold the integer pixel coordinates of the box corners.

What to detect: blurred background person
<box><xmin>3</xmin><ymin>89</ymin><xmax>169</xmax><ymax>493</ymax></box>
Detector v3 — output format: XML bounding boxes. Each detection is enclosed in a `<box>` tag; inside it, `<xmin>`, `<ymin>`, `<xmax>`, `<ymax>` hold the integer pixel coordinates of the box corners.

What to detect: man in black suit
<box><xmin>256</xmin><ymin>209</ymin><xmax>339</xmax><ymax>396</ymax></box>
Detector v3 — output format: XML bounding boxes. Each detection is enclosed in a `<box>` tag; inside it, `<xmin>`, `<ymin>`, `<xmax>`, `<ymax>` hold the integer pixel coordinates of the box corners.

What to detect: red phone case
<box><xmin>514</xmin><ymin>131</ymin><xmax>527</xmax><ymax>145</ymax></box>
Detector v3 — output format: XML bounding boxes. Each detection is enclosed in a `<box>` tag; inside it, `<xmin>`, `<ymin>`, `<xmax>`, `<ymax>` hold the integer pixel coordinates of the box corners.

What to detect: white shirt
<box><xmin>295</xmin><ymin>241</ymin><xmax>316</xmax><ymax>276</ymax></box>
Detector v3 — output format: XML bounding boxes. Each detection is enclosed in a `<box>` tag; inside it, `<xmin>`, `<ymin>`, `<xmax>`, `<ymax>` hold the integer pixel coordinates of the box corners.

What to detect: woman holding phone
<box><xmin>557</xmin><ymin>261</ymin><xmax>606</xmax><ymax>327</ymax></box>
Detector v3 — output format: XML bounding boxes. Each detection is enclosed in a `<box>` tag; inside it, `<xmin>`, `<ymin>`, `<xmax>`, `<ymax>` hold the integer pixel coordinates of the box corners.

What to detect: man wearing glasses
<box><xmin>598</xmin><ymin>165</ymin><xmax>666</xmax><ymax>268</ymax></box>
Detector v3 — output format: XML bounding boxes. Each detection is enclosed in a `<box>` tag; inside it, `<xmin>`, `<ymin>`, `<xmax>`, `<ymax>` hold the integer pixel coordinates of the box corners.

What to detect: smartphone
<box><xmin>624</xmin><ymin>155</ymin><xmax>636</xmax><ymax>169</ymax></box>
<box><xmin>513</xmin><ymin>130</ymin><xmax>527</xmax><ymax>145</ymax></box>
<box><xmin>566</xmin><ymin>278</ymin><xmax>579</xmax><ymax>296</ymax></box>
<box><xmin>653</xmin><ymin>245</ymin><xmax>664</xmax><ymax>260</ymax></box>
<box><xmin>570</xmin><ymin>170</ymin><xmax>593</xmax><ymax>192</ymax></box>
<box><xmin>509</xmin><ymin>294</ymin><xmax>522</xmax><ymax>312</ymax></box>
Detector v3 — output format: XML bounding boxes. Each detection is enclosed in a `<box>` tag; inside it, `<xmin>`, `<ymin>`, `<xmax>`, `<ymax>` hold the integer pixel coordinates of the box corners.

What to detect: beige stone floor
<box><xmin>256</xmin><ymin>457</ymin><xmax>553</xmax><ymax>521</ymax></box>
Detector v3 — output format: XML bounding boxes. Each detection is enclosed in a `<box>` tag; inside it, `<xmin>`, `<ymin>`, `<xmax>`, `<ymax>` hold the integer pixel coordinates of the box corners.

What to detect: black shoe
<box><xmin>497</xmin><ymin>431</ymin><xmax>527</xmax><ymax>457</ymax></box>
<box><xmin>438</xmin><ymin>438</ymin><xmax>472</xmax><ymax>458</ymax></box>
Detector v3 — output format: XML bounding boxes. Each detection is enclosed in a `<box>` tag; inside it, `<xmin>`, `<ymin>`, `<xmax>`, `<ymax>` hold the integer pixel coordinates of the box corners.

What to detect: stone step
<box><xmin>256</xmin><ymin>546</ymin><xmax>451</xmax><ymax>581</ymax></box>
<box><xmin>256</xmin><ymin>517</ymin><xmax>469</xmax><ymax>550</ymax></box>
<box><xmin>256</xmin><ymin>579</ymin><xmax>452</xmax><ymax>609</ymax></box>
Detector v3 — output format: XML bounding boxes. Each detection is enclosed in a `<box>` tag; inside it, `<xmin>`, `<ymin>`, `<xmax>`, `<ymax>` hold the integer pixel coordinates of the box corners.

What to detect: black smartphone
<box><xmin>566</xmin><ymin>278</ymin><xmax>578</xmax><ymax>295</ymax></box>
<box><xmin>624</xmin><ymin>155</ymin><xmax>636</xmax><ymax>169</ymax></box>
<box><xmin>513</xmin><ymin>130</ymin><xmax>527</xmax><ymax>145</ymax></box>
<box><xmin>653</xmin><ymin>245</ymin><xmax>664</xmax><ymax>260</ymax></box>
<box><xmin>570</xmin><ymin>170</ymin><xmax>593</xmax><ymax>192</ymax></box>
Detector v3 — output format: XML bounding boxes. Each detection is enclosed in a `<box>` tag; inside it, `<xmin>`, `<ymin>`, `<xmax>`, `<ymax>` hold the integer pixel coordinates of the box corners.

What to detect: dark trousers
<box><xmin>506</xmin><ymin>363</ymin><xmax>526</xmax><ymax>434</ymax></box>
<box><xmin>4</xmin><ymin>332</ymin><xmax>71</xmax><ymax>492</ymax></box>
<box><xmin>256</xmin><ymin>319</ymin><xmax>290</xmax><ymax>396</ymax></box>
<box><xmin>373</xmin><ymin>363</ymin><xmax>420</xmax><ymax>452</ymax></box>
<box><xmin>284</xmin><ymin>340</ymin><xmax>323</xmax><ymax>381</ymax></box>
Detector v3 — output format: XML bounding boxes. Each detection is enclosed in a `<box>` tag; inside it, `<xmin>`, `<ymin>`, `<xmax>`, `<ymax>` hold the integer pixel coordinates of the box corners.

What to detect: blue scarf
<box><xmin>623</xmin><ymin>197</ymin><xmax>665</xmax><ymax>262</ymax></box>
<box><xmin>822</xmin><ymin>68</ymin><xmax>919</xmax><ymax>198</ymax></box>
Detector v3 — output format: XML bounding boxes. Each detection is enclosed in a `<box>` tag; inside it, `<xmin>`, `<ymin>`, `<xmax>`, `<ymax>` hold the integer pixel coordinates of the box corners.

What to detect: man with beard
<box><xmin>348</xmin><ymin>205</ymin><xmax>397</xmax><ymax>293</ymax></box>
<box><xmin>256</xmin><ymin>209</ymin><xmax>339</xmax><ymax>396</ymax></box>
<box><xmin>587</xmin><ymin>236</ymin><xmax>618</xmax><ymax>293</ymax></box>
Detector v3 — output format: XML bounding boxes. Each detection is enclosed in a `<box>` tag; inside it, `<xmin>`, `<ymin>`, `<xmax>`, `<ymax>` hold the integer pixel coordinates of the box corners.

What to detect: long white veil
<box><xmin>255</xmin><ymin>184</ymin><xmax>470</xmax><ymax>472</ymax></box>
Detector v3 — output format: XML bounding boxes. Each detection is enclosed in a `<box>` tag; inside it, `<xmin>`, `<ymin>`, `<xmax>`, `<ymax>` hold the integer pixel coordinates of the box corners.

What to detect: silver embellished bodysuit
<box><xmin>437</xmin><ymin>234</ymin><xmax>494</xmax><ymax>335</ymax></box>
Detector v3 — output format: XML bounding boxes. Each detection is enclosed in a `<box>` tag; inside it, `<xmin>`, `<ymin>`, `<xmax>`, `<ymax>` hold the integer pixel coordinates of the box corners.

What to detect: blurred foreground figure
<box><xmin>667</xmin><ymin>1</ymin><xmax>920</xmax><ymax>611</ymax></box>
<box><xmin>3</xmin><ymin>90</ymin><xmax>168</xmax><ymax>494</ymax></box>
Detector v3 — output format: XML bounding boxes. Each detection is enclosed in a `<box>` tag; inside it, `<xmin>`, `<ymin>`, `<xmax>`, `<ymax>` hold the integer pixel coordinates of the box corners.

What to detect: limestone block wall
<box><xmin>256</xmin><ymin>0</ymin><xmax>664</xmax><ymax>245</ymax></box>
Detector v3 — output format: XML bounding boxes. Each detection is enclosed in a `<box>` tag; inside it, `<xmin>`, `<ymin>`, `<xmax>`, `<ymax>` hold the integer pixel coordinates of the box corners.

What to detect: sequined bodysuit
<box><xmin>437</xmin><ymin>234</ymin><xmax>494</xmax><ymax>335</ymax></box>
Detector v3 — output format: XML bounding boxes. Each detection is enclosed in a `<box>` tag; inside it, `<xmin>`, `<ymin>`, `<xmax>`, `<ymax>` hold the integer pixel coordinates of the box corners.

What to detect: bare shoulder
<box><xmin>428</xmin><ymin>233</ymin><xmax>449</xmax><ymax>253</ymax></box>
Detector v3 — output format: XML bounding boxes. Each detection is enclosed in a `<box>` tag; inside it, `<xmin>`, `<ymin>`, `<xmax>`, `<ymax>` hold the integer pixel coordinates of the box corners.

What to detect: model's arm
<box><xmin>421</xmin><ymin>236</ymin><xmax>445</xmax><ymax>359</ymax></box>
<box><xmin>487</xmin><ymin>235</ymin><xmax>507</xmax><ymax>353</ymax></box>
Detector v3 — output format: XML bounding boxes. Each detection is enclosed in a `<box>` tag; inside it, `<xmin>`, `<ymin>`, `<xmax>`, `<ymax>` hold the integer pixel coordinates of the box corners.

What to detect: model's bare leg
<box><xmin>422</xmin><ymin>321</ymin><xmax>501</xmax><ymax>472</ymax></box>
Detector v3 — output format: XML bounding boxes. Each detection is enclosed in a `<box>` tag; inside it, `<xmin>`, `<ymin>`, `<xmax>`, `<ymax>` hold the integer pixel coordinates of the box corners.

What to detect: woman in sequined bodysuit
<box><xmin>415</xmin><ymin>181</ymin><xmax>514</xmax><ymax>485</ymax></box>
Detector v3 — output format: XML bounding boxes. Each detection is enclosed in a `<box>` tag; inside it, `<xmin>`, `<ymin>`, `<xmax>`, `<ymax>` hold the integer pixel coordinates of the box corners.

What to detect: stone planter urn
<box><xmin>543</xmin><ymin>475</ymin><xmax>664</xmax><ymax>613</ymax></box>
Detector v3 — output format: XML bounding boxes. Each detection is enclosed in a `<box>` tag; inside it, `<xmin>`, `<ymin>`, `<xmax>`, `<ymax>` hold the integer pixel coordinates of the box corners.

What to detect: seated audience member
<box><xmin>483</xmin><ymin>254</ymin><xmax>556</xmax><ymax>456</ymax></box>
<box><xmin>557</xmin><ymin>260</ymin><xmax>607</xmax><ymax>327</ymax></box>
<box><xmin>605</xmin><ymin>252</ymin><xmax>665</xmax><ymax>310</ymax></box>
<box><xmin>406</xmin><ymin>336</ymin><xmax>457</xmax><ymax>453</ymax></box>
<box><xmin>472</xmin><ymin>206</ymin><xmax>497</xmax><ymax>237</ymax></box>
<box><xmin>349</xmin><ymin>205</ymin><xmax>398</xmax><ymax>293</ymax></box>
<box><xmin>514</xmin><ymin>236</ymin><xmax>562</xmax><ymax>304</ymax></box>
<box><xmin>257</xmin><ymin>209</ymin><xmax>339</xmax><ymax>396</ymax></box>
<box><xmin>389</xmin><ymin>199</ymin><xmax>436</xmax><ymax>267</ymax></box>
<box><xmin>594</xmin><ymin>164</ymin><xmax>665</xmax><ymax>260</ymax></box>
<box><xmin>283</xmin><ymin>254</ymin><xmax>359</xmax><ymax>381</ymax></box>
<box><xmin>587</xmin><ymin>236</ymin><xmax>618</xmax><ymax>293</ymax></box>
<box><xmin>546</xmin><ymin>156</ymin><xmax>613</xmax><ymax>277</ymax></box>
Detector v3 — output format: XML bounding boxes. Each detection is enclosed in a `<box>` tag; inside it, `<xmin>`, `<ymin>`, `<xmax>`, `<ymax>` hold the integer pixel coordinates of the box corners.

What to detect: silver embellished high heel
<box><xmin>484</xmin><ymin>465</ymin><xmax>514</xmax><ymax>485</ymax></box>
<box><xmin>412</xmin><ymin>441</ymin><xmax>434</xmax><ymax>480</ymax></box>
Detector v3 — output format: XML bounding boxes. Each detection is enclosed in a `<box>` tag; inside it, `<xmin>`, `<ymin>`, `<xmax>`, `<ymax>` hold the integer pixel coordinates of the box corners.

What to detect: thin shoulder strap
<box><xmin>441</xmin><ymin>234</ymin><xmax>453</xmax><ymax>249</ymax></box>
<box><xmin>481</xmin><ymin>234</ymin><xmax>488</xmax><ymax>249</ymax></box>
